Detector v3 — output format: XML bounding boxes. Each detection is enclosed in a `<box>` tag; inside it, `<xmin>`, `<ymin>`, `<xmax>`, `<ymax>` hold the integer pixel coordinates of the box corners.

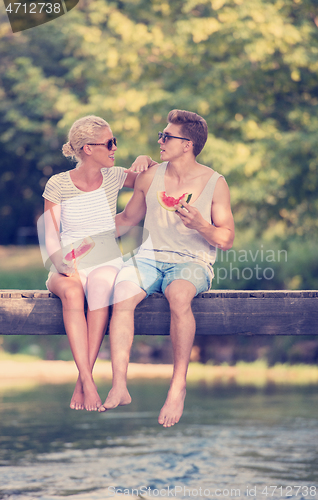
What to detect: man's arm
<box><xmin>115</xmin><ymin>173</ymin><xmax>148</xmax><ymax>236</ymax></box>
<box><xmin>175</xmin><ymin>177</ymin><xmax>235</xmax><ymax>250</ymax></box>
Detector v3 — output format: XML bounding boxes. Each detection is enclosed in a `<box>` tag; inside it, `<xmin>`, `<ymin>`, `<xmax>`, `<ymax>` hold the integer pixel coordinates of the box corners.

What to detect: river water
<box><xmin>0</xmin><ymin>380</ymin><xmax>318</xmax><ymax>500</ymax></box>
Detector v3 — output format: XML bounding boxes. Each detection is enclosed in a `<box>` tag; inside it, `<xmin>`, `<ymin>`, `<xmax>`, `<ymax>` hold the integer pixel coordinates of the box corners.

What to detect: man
<box><xmin>99</xmin><ymin>110</ymin><xmax>235</xmax><ymax>427</ymax></box>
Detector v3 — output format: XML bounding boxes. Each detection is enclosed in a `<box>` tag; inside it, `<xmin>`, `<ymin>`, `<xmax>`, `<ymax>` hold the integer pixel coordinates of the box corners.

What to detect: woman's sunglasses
<box><xmin>85</xmin><ymin>137</ymin><xmax>117</xmax><ymax>150</ymax></box>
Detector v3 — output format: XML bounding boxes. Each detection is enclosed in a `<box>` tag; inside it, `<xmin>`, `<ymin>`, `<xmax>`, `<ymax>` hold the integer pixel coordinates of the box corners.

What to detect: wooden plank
<box><xmin>0</xmin><ymin>292</ymin><xmax>65</xmax><ymax>335</ymax></box>
<box><xmin>191</xmin><ymin>296</ymin><xmax>318</xmax><ymax>336</ymax></box>
<box><xmin>0</xmin><ymin>290</ymin><xmax>317</xmax><ymax>336</ymax></box>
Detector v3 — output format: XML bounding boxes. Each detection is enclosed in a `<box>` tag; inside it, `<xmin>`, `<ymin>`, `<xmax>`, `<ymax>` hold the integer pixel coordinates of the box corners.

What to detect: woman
<box><xmin>43</xmin><ymin>115</ymin><xmax>155</xmax><ymax>411</ymax></box>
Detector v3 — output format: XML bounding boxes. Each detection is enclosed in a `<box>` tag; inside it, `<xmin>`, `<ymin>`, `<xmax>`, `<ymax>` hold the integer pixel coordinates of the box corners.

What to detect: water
<box><xmin>1</xmin><ymin>380</ymin><xmax>318</xmax><ymax>499</ymax></box>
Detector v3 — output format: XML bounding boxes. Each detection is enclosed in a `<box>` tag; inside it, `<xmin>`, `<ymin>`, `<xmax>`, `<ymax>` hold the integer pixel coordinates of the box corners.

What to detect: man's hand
<box><xmin>175</xmin><ymin>201</ymin><xmax>208</xmax><ymax>232</ymax></box>
<box><xmin>125</xmin><ymin>155</ymin><xmax>157</xmax><ymax>173</ymax></box>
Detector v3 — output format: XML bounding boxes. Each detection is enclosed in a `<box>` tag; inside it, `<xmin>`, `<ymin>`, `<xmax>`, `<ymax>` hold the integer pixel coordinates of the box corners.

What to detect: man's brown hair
<box><xmin>167</xmin><ymin>109</ymin><xmax>208</xmax><ymax>157</ymax></box>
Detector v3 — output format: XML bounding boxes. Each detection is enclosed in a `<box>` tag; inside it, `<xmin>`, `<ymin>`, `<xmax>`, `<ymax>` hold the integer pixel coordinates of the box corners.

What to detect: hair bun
<box><xmin>62</xmin><ymin>142</ymin><xmax>75</xmax><ymax>158</ymax></box>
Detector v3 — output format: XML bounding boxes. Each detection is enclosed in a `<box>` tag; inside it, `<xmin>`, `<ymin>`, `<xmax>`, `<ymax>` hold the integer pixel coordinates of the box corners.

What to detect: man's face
<box><xmin>158</xmin><ymin>123</ymin><xmax>190</xmax><ymax>162</ymax></box>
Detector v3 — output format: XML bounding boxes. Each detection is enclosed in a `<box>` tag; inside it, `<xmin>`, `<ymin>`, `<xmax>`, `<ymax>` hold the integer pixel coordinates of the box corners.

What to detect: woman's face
<box><xmin>87</xmin><ymin>126</ymin><xmax>117</xmax><ymax>169</ymax></box>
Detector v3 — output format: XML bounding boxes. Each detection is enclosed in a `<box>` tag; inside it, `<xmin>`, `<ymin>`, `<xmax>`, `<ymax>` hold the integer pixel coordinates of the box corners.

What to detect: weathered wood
<box><xmin>1</xmin><ymin>290</ymin><xmax>317</xmax><ymax>336</ymax></box>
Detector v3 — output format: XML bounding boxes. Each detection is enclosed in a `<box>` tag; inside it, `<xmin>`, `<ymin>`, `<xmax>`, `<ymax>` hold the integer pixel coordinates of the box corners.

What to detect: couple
<box><xmin>43</xmin><ymin>110</ymin><xmax>234</xmax><ymax>428</ymax></box>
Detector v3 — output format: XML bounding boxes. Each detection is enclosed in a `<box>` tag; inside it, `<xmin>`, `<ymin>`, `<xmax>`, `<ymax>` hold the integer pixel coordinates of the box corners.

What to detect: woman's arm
<box><xmin>123</xmin><ymin>155</ymin><xmax>158</xmax><ymax>188</ymax></box>
<box><xmin>44</xmin><ymin>199</ymin><xmax>74</xmax><ymax>276</ymax></box>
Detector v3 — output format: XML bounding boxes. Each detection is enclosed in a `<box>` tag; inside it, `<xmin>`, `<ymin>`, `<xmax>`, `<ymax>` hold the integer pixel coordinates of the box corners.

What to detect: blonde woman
<box><xmin>43</xmin><ymin>115</ymin><xmax>156</xmax><ymax>411</ymax></box>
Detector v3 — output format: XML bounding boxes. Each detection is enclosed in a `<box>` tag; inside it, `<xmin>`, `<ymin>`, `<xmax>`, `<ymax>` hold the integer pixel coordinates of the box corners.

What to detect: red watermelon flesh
<box><xmin>64</xmin><ymin>237</ymin><xmax>95</xmax><ymax>263</ymax></box>
<box><xmin>157</xmin><ymin>191</ymin><xmax>192</xmax><ymax>211</ymax></box>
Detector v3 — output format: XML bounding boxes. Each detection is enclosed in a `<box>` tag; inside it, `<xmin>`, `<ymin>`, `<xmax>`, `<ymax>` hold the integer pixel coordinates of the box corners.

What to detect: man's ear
<box><xmin>184</xmin><ymin>141</ymin><xmax>193</xmax><ymax>152</ymax></box>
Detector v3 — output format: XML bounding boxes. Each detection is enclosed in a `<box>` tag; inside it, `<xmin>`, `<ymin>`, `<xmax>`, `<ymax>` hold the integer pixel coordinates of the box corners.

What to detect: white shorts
<box><xmin>46</xmin><ymin>233</ymin><xmax>123</xmax><ymax>291</ymax></box>
<box><xmin>46</xmin><ymin>256</ymin><xmax>123</xmax><ymax>291</ymax></box>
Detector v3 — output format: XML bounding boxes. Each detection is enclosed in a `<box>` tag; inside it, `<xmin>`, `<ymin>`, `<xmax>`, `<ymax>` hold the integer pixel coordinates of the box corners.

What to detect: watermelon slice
<box><xmin>63</xmin><ymin>236</ymin><xmax>95</xmax><ymax>264</ymax></box>
<box><xmin>157</xmin><ymin>191</ymin><xmax>192</xmax><ymax>211</ymax></box>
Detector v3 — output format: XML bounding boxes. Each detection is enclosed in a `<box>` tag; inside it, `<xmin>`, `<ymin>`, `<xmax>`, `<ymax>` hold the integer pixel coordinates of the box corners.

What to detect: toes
<box><xmin>85</xmin><ymin>401</ymin><xmax>102</xmax><ymax>411</ymax></box>
<box><xmin>159</xmin><ymin>414</ymin><xmax>178</xmax><ymax>428</ymax></box>
<box><xmin>70</xmin><ymin>401</ymin><xmax>84</xmax><ymax>410</ymax></box>
<box><xmin>164</xmin><ymin>420</ymin><xmax>175</xmax><ymax>428</ymax></box>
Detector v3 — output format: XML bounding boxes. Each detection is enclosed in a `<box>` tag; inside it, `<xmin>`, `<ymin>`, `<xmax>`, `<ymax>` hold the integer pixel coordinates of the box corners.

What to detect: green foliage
<box><xmin>0</xmin><ymin>0</ymin><xmax>317</xmax><ymax>256</ymax></box>
<box><xmin>0</xmin><ymin>268</ymin><xmax>48</xmax><ymax>288</ymax></box>
<box><xmin>213</xmin><ymin>237</ymin><xmax>318</xmax><ymax>290</ymax></box>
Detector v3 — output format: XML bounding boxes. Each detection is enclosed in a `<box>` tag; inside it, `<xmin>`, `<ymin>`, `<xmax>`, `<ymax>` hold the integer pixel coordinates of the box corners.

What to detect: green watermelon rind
<box><xmin>182</xmin><ymin>193</ymin><xmax>192</xmax><ymax>205</ymax></box>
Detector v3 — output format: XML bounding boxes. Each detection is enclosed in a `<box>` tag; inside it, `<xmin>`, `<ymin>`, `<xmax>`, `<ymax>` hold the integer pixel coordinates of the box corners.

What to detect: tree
<box><xmin>0</xmin><ymin>0</ymin><xmax>317</xmax><ymax>247</ymax></box>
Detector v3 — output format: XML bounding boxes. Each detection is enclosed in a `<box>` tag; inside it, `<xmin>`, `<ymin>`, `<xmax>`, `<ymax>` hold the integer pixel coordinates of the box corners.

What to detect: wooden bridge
<box><xmin>0</xmin><ymin>289</ymin><xmax>317</xmax><ymax>336</ymax></box>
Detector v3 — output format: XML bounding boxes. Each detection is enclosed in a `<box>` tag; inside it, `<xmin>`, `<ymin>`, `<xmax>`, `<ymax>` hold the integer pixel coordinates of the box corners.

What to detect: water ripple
<box><xmin>1</xmin><ymin>384</ymin><xmax>318</xmax><ymax>499</ymax></box>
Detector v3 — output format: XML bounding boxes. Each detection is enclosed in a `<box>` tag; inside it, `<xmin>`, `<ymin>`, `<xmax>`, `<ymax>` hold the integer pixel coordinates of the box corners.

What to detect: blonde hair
<box><xmin>62</xmin><ymin>115</ymin><xmax>110</xmax><ymax>166</ymax></box>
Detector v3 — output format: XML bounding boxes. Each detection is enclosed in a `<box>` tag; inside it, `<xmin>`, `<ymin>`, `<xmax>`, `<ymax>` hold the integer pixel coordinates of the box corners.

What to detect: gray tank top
<box><xmin>136</xmin><ymin>162</ymin><xmax>223</xmax><ymax>278</ymax></box>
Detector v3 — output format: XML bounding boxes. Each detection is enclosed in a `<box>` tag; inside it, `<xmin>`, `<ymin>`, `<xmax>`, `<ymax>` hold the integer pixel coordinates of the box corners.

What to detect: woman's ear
<box><xmin>82</xmin><ymin>144</ymin><xmax>92</xmax><ymax>155</ymax></box>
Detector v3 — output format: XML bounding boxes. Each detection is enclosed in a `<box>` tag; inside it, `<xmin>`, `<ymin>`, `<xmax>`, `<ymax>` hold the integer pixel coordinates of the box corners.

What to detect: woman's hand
<box><xmin>55</xmin><ymin>261</ymin><xmax>76</xmax><ymax>277</ymax></box>
<box><xmin>125</xmin><ymin>155</ymin><xmax>157</xmax><ymax>173</ymax></box>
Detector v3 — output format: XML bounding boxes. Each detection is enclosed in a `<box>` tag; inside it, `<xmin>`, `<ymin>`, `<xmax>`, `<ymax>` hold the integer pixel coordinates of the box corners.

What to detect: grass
<box><xmin>1</xmin><ymin>352</ymin><xmax>318</xmax><ymax>388</ymax></box>
<box><xmin>187</xmin><ymin>360</ymin><xmax>318</xmax><ymax>387</ymax></box>
<box><xmin>0</xmin><ymin>245</ymin><xmax>47</xmax><ymax>289</ymax></box>
<box><xmin>0</xmin><ymin>351</ymin><xmax>41</xmax><ymax>362</ymax></box>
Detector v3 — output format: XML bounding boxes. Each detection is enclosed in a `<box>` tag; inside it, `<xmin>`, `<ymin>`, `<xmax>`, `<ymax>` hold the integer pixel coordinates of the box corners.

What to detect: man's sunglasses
<box><xmin>158</xmin><ymin>132</ymin><xmax>190</xmax><ymax>143</ymax></box>
<box><xmin>85</xmin><ymin>137</ymin><xmax>117</xmax><ymax>150</ymax></box>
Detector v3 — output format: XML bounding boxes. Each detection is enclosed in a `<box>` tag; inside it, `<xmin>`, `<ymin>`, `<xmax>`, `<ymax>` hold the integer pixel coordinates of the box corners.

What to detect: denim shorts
<box><xmin>115</xmin><ymin>257</ymin><xmax>212</xmax><ymax>297</ymax></box>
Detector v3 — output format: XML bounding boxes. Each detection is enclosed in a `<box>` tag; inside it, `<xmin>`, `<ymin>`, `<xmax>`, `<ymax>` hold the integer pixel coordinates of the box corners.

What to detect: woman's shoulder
<box><xmin>101</xmin><ymin>166</ymin><xmax>124</xmax><ymax>177</ymax></box>
<box><xmin>101</xmin><ymin>167</ymin><xmax>127</xmax><ymax>188</ymax></box>
<box><xmin>46</xmin><ymin>170</ymin><xmax>71</xmax><ymax>185</ymax></box>
<box><xmin>43</xmin><ymin>171</ymin><xmax>72</xmax><ymax>200</ymax></box>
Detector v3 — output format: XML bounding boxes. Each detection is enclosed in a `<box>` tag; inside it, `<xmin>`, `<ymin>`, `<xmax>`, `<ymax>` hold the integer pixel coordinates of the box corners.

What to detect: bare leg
<box><xmin>159</xmin><ymin>280</ymin><xmax>197</xmax><ymax>427</ymax></box>
<box><xmin>70</xmin><ymin>266</ymin><xmax>120</xmax><ymax>409</ymax></box>
<box><xmin>99</xmin><ymin>281</ymin><xmax>146</xmax><ymax>411</ymax></box>
<box><xmin>47</xmin><ymin>272</ymin><xmax>101</xmax><ymax>411</ymax></box>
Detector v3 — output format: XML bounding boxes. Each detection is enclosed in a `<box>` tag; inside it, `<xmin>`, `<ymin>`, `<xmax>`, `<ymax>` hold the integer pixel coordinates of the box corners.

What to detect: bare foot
<box><xmin>158</xmin><ymin>385</ymin><xmax>186</xmax><ymax>428</ymax></box>
<box><xmin>82</xmin><ymin>379</ymin><xmax>102</xmax><ymax>411</ymax></box>
<box><xmin>70</xmin><ymin>377</ymin><xmax>85</xmax><ymax>410</ymax></box>
<box><xmin>98</xmin><ymin>386</ymin><xmax>132</xmax><ymax>412</ymax></box>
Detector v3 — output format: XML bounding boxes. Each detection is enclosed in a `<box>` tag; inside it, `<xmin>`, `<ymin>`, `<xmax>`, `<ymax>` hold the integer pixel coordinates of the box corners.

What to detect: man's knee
<box><xmin>165</xmin><ymin>281</ymin><xmax>195</xmax><ymax>314</ymax></box>
<box><xmin>113</xmin><ymin>281</ymin><xmax>146</xmax><ymax>310</ymax></box>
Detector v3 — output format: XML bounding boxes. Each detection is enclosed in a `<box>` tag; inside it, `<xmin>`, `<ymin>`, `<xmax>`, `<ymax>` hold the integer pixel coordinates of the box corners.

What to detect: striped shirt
<box><xmin>42</xmin><ymin>167</ymin><xmax>127</xmax><ymax>244</ymax></box>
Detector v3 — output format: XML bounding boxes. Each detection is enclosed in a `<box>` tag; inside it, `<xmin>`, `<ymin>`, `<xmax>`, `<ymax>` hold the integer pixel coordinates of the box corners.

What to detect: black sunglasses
<box><xmin>85</xmin><ymin>137</ymin><xmax>117</xmax><ymax>150</ymax></box>
<box><xmin>158</xmin><ymin>131</ymin><xmax>190</xmax><ymax>143</ymax></box>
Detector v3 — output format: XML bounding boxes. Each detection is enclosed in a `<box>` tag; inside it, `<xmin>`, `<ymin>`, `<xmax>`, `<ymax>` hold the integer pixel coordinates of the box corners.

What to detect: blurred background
<box><xmin>0</xmin><ymin>0</ymin><xmax>317</xmax><ymax>365</ymax></box>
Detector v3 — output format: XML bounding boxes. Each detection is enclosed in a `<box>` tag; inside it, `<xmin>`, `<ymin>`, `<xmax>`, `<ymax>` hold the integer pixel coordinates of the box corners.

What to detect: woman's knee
<box><xmin>62</xmin><ymin>285</ymin><xmax>85</xmax><ymax>306</ymax></box>
<box><xmin>87</xmin><ymin>267</ymin><xmax>118</xmax><ymax>292</ymax></box>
